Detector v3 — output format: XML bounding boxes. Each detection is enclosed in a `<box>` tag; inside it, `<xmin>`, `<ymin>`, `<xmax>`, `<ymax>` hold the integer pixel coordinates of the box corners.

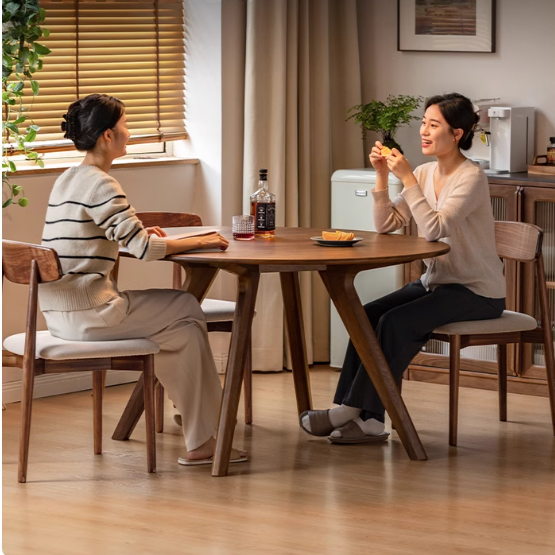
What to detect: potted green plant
<box><xmin>347</xmin><ymin>94</ymin><xmax>423</xmax><ymax>154</ymax></box>
<box><xmin>2</xmin><ymin>0</ymin><xmax>51</xmax><ymax>208</ymax></box>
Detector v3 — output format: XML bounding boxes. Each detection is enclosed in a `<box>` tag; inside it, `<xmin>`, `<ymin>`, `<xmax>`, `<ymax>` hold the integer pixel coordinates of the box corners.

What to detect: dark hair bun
<box><xmin>425</xmin><ymin>93</ymin><xmax>478</xmax><ymax>151</ymax></box>
<box><xmin>459</xmin><ymin>127</ymin><xmax>476</xmax><ymax>151</ymax></box>
<box><xmin>61</xmin><ymin>108</ymin><xmax>80</xmax><ymax>141</ymax></box>
<box><xmin>61</xmin><ymin>94</ymin><xmax>125</xmax><ymax>151</ymax></box>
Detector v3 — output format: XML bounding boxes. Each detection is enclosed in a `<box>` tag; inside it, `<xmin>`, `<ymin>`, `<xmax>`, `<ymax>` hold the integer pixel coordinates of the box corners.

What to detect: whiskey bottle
<box><xmin>250</xmin><ymin>168</ymin><xmax>276</xmax><ymax>238</ymax></box>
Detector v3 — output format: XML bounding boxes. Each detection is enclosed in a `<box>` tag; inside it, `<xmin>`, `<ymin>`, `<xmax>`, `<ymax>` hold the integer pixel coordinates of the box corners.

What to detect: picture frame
<box><xmin>397</xmin><ymin>0</ymin><xmax>496</xmax><ymax>53</ymax></box>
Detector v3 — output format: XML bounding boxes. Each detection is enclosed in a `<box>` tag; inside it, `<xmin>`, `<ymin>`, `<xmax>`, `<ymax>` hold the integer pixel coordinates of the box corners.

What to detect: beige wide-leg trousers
<box><xmin>43</xmin><ymin>289</ymin><xmax>223</xmax><ymax>451</ymax></box>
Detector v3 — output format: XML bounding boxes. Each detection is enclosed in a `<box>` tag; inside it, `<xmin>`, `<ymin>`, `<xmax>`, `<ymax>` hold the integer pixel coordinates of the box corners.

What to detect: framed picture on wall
<box><xmin>397</xmin><ymin>0</ymin><xmax>496</xmax><ymax>53</ymax></box>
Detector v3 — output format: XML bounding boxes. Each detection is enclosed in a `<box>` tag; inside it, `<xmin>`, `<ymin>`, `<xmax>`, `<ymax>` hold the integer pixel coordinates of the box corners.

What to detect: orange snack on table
<box><xmin>322</xmin><ymin>230</ymin><xmax>355</xmax><ymax>241</ymax></box>
<box><xmin>381</xmin><ymin>146</ymin><xmax>392</xmax><ymax>157</ymax></box>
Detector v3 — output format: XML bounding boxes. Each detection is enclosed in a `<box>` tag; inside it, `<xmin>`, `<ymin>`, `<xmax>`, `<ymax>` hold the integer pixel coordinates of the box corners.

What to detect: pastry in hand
<box><xmin>381</xmin><ymin>146</ymin><xmax>392</xmax><ymax>157</ymax></box>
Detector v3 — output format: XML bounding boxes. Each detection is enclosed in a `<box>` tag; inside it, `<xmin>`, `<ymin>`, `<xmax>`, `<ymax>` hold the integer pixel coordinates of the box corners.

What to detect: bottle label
<box><xmin>255</xmin><ymin>202</ymin><xmax>276</xmax><ymax>231</ymax></box>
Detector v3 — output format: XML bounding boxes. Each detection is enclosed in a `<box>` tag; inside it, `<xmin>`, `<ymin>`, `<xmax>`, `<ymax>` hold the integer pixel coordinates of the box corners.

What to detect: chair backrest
<box><xmin>2</xmin><ymin>240</ymin><xmax>62</xmax><ymax>285</ymax></box>
<box><xmin>135</xmin><ymin>212</ymin><xmax>203</xmax><ymax>228</ymax></box>
<box><xmin>2</xmin><ymin>240</ymin><xmax>62</xmax><ymax>364</ymax></box>
<box><xmin>131</xmin><ymin>212</ymin><xmax>203</xmax><ymax>291</ymax></box>
<box><xmin>495</xmin><ymin>221</ymin><xmax>542</xmax><ymax>263</ymax></box>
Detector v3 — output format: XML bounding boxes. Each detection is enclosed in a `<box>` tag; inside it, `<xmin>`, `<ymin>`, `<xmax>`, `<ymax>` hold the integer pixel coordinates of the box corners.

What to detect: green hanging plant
<box><xmin>2</xmin><ymin>0</ymin><xmax>51</xmax><ymax>208</ymax></box>
<box><xmin>347</xmin><ymin>94</ymin><xmax>423</xmax><ymax>154</ymax></box>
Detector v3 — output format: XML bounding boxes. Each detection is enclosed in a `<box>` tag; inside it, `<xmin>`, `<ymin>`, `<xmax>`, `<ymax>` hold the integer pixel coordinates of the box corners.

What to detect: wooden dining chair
<box><xmin>2</xmin><ymin>240</ymin><xmax>158</xmax><ymax>482</ymax></box>
<box><xmin>430</xmin><ymin>221</ymin><xmax>555</xmax><ymax>446</ymax></box>
<box><xmin>113</xmin><ymin>211</ymin><xmax>254</xmax><ymax>431</ymax></box>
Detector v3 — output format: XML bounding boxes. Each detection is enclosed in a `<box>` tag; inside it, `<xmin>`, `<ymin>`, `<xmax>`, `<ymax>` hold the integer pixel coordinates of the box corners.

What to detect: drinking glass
<box><xmin>232</xmin><ymin>215</ymin><xmax>255</xmax><ymax>240</ymax></box>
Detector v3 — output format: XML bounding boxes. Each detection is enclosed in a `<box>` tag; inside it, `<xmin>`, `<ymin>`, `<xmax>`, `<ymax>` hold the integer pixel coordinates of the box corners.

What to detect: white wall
<box><xmin>177</xmin><ymin>0</ymin><xmax>235</xmax><ymax>365</ymax></box>
<box><xmin>177</xmin><ymin>0</ymin><xmax>223</xmax><ymax>226</ymax></box>
<box><xmin>357</xmin><ymin>0</ymin><xmax>555</xmax><ymax>167</ymax></box>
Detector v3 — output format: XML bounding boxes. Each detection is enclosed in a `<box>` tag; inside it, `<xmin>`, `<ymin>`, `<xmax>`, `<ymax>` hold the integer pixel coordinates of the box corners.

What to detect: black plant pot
<box><xmin>382</xmin><ymin>138</ymin><xmax>403</xmax><ymax>154</ymax></box>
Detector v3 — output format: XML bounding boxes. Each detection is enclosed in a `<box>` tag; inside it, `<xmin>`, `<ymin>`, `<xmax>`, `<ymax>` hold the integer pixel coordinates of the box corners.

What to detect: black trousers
<box><xmin>333</xmin><ymin>280</ymin><xmax>505</xmax><ymax>422</ymax></box>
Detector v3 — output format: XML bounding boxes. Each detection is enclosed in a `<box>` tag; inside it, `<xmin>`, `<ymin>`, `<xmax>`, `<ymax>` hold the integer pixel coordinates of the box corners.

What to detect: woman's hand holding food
<box><xmin>369</xmin><ymin>140</ymin><xmax>389</xmax><ymax>174</ymax></box>
<box><xmin>384</xmin><ymin>149</ymin><xmax>418</xmax><ymax>188</ymax></box>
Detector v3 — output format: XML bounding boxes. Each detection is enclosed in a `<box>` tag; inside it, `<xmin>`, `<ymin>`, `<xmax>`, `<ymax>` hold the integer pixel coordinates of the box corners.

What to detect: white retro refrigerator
<box><xmin>330</xmin><ymin>169</ymin><xmax>405</xmax><ymax>367</ymax></box>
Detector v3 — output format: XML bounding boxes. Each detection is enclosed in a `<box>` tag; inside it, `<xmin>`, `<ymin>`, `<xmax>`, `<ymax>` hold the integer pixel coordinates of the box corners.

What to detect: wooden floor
<box><xmin>3</xmin><ymin>367</ymin><xmax>555</xmax><ymax>555</ymax></box>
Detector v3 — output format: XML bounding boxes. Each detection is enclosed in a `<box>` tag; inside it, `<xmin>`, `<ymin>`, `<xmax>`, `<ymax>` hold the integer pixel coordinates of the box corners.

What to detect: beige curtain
<box><xmin>222</xmin><ymin>0</ymin><xmax>364</xmax><ymax>370</ymax></box>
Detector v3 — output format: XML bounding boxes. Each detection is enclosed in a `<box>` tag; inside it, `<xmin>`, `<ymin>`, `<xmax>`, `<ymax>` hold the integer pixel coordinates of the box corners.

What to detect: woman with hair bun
<box><xmin>41</xmin><ymin>94</ymin><xmax>247</xmax><ymax>466</ymax></box>
<box><xmin>300</xmin><ymin>92</ymin><xmax>506</xmax><ymax>444</ymax></box>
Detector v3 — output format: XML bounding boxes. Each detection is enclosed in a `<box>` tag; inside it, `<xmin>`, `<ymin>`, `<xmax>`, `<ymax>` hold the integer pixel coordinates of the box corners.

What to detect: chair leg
<box><xmin>92</xmin><ymin>371</ymin><xmax>104</xmax><ymax>454</ymax></box>
<box><xmin>172</xmin><ymin>263</ymin><xmax>183</xmax><ymax>290</ymax></box>
<box><xmin>112</xmin><ymin>374</ymin><xmax>145</xmax><ymax>441</ymax></box>
<box><xmin>543</xmin><ymin>336</ymin><xmax>555</xmax><ymax>436</ymax></box>
<box><xmin>391</xmin><ymin>377</ymin><xmax>403</xmax><ymax>431</ymax></box>
<box><xmin>449</xmin><ymin>336</ymin><xmax>461</xmax><ymax>447</ymax></box>
<box><xmin>143</xmin><ymin>355</ymin><xmax>156</xmax><ymax>473</ymax></box>
<box><xmin>155</xmin><ymin>380</ymin><xmax>165</xmax><ymax>433</ymax></box>
<box><xmin>244</xmin><ymin>335</ymin><xmax>253</xmax><ymax>425</ymax></box>
<box><xmin>18</xmin><ymin>360</ymin><xmax>35</xmax><ymax>483</ymax></box>
<box><xmin>497</xmin><ymin>345</ymin><xmax>508</xmax><ymax>422</ymax></box>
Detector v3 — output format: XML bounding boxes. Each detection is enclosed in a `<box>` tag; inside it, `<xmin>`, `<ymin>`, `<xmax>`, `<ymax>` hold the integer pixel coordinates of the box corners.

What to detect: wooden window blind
<box><xmin>19</xmin><ymin>0</ymin><xmax>187</xmax><ymax>151</ymax></box>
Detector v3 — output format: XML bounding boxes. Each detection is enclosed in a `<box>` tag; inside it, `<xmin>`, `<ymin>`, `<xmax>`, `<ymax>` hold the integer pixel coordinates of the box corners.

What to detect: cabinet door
<box><xmin>520</xmin><ymin>187</ymin><xmax>555</xmax><ymax>380</ymax></box>
<box><xmin>411</xmin><ymin>184</ymin><xmax>520</xmax><ymax>375</ymax></box>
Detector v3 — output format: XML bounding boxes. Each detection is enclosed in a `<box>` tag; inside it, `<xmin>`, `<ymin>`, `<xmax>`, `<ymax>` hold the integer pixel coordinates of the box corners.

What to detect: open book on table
<box><xmin>164</xmin><ymin>229</ymin><xmax>224</xmax><ymax>253</ymax></box>
<box><xmin>120</xmin><ymin>229</ymin><xmax>224</xmax><ymax>255</ymax></box>
<box><xmin>164</xmin><ymin>229</ymin><xmax>219</xmax><ymax>241</ymax></box>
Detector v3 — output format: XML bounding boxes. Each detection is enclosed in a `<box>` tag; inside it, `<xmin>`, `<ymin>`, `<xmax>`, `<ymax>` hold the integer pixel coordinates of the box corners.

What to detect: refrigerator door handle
<box><xmin>355</xmin><ymin>190</ymin><xmax>368</xmax><ymax>197</ymax></box>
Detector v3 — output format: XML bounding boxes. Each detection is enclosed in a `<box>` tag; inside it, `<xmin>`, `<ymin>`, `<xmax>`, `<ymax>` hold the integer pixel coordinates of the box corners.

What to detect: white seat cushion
<box><xmin>3</xmin><ymin>330</ymin><xmax>160</xmax><ymax>360</ymax></box>
<box><xmin>433</xmin><ymin>310</ymin><xmax>538</xmax><ymax>336</ymax></box>
<box><xmin>201</xmin><ymin>298</ymin><xmax>256</xmax><ymax>323</ymax></box>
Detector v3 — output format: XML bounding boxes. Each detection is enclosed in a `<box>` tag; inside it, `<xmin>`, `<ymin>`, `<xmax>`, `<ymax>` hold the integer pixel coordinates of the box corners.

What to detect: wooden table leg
<box><xmin>143</xmin><ymin>354</ymin><xmax>157</xmax><ymax>473</ymax></box>
<box><xmin>280</xmin><ymin>272</ymin><xmax>312</xmax><ymax>415</ymax></box>
<box><xmin>212</xmin><ymin>268</ymin><xmax>260</xmax><ymax>477</ymax></box>
<box><xmin>243</xmin><ymin>331</ymin><xmax>253</xmax><ymax>425</ymax></box>
<box><xmin>112</xmin><ymin>374</ymin><xmax>145</xmax><ymax>441</ymax></box>
<box><xmin>319</xmin><ymin>266</ymin><xmax>427</xmax><ymax>461</ymax></box>
<box><xmin>92</xmin><ymin>371</ymin><xmax>104</xmax><ymax>454</ymax></box>
<box><xmin>179</xmin><ymin>263</ymin><xmax>220</xmax><ymax>302</ymax></box>
<box><xmin>112</xmin><ymin>265</ymin><xmax>219</xmax><ymax>440</ymax></box>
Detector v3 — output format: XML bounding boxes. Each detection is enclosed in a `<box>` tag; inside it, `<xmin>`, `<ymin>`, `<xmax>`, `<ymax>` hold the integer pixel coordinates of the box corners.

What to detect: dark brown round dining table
<box><xmin>115</xmin><ymin>226</ymin><xmax>450</xmax><ymax>476</ymax></box>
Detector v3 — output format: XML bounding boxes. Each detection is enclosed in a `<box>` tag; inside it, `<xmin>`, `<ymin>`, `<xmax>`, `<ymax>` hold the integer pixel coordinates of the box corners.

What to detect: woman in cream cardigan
<box><xmin>40</xmin><ymin>93</ymin><xmax>246</xmax><ymax>466</ymax></box>
<box><xmin>301</xmin><ymin>93</ymin><xmax>506</xmax><ymax>444</ymax></box>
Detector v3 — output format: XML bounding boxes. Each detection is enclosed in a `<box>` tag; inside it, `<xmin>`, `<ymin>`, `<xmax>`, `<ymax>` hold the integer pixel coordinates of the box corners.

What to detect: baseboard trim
<box><xmin>2</xmin><ymin>370</ymin><xmax>138</xmax><ymax>405</ymax></box>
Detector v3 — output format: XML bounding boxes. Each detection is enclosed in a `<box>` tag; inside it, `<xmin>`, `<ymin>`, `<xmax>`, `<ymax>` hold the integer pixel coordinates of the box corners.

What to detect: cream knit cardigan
<box><xmin>39</xmin><ymin>165</ymin><xmax>167</xmax><ymax>311</ymax></box>
<box><xmin>372</xmin><ymin>159</ymin><xmax>506</xmax><ymax>299</ymax></box>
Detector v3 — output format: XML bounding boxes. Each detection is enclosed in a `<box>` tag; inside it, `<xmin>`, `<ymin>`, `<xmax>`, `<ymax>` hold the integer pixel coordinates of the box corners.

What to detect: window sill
<box><xmin>10</xmin><ymin>157</ymin><xmax>200</xmax><ymax>177</ymax></box>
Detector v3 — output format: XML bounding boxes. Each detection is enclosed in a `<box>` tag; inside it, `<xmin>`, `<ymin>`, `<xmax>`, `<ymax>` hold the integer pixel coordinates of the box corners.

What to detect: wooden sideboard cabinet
<box><xmin>406</xmin><ymin>173</ymin><xmax>555</xmax><ymax>397</ymax></box>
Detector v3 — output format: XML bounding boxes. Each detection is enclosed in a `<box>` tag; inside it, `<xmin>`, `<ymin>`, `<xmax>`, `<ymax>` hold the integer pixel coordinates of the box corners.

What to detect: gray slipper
<box><xmin>328</xmin><ymin>420</ymin><xmax>390</xmax><ymax>444</ymax></box>
<box><xmin>299</xmin><ymin>409</ymin><xmax>335</xmax><ymax>437</ymax></box>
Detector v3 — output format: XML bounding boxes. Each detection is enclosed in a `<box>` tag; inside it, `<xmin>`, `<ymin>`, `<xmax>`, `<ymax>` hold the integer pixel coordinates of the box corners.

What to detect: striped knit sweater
<box><xmin>39</xmin><ymin>165</ymin><xmax>167</xmax><ymax>311</ymax></box>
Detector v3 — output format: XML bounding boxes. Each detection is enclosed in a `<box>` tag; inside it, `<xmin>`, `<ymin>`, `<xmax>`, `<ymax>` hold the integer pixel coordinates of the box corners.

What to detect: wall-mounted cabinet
<box><xmin>406</xmin><ymin>174</ymin><xmax>555</xmax><ymax>397</ymax></box>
